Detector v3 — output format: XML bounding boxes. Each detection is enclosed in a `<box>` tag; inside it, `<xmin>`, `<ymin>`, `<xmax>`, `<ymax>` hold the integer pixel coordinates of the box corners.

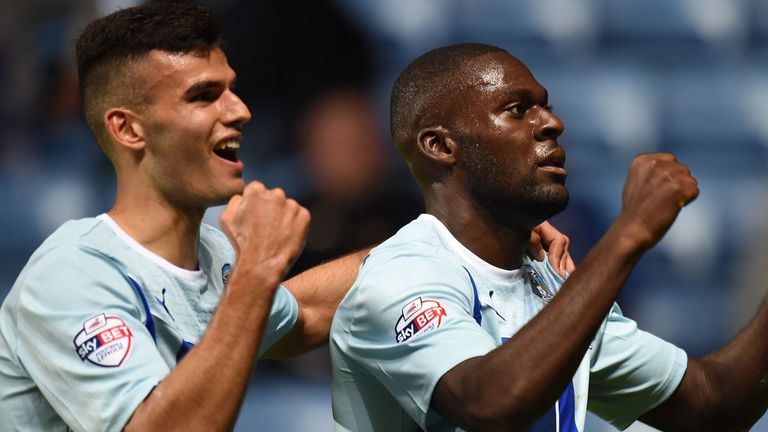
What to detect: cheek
<box><xmin>145</xmin><ymin>137</ymin><xmax>208</xmax><ymax>190</ymax></box>
<box><xmin>154</xmin><ymin>106</ymin><xmax>214</xmax><ymax>140</ymax></box>
<box><xmin>490</xmin><ymin>115</ymin><xmax>505</xmax><ymax>130</ymax></box>
<box><xmin>151</xmin><ymin>121</ymin><xmax>209</xmax><ymax>161</ymax></box>
<box><xmin>504</xmin><ymin>134</ymin><xmax>540</xmax><ymax>172</ymax></box>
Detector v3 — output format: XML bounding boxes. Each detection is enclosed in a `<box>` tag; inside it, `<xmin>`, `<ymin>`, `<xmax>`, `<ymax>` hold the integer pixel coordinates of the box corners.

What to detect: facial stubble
<box><xmin>459</xmin><ymin>137</ymin><xmax>569</xmax><ymax>229</ymax></box>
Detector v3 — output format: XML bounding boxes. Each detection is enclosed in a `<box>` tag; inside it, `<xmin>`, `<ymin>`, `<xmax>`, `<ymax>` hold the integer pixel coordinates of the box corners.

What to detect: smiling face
<box><xmin>134</xmin><ymin>47</ymin><xmax>251</xmax><ymax>209</ymax></box>
<box><xmin>450</xmin><ymin>51</ymin><xmax>568</xmax><ymax>227</ymax></box>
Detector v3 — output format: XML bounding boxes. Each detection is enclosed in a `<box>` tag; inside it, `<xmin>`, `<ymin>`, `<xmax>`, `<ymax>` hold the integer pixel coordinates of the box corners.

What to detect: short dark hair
<box><xmin>75</xmin><ymin>1</ymin><xmax>224</xmax><ymax>153</ymax></box>
<box><xmin>389</xmin><ymin>43</ymin><xmax>505</xmax><ymax>152</ymax></box>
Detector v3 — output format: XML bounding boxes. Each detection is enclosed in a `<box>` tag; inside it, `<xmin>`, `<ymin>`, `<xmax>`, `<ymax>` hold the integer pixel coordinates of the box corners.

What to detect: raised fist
<box><xmin>220</xmin><ymin>181</ymin><xmax>310</xmax><ymax>278</ymax></box>
<box><xmin>618</xmin><ymin>153</ymin><xmax>699</xmax><ymax>250</ymax></box>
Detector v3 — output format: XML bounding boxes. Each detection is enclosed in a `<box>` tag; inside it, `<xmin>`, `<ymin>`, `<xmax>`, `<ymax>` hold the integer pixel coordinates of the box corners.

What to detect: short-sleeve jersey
<box><xmin>0</xmin><ymin>214</ymin><xmax>299</xmax><ymax>431</ymax></box>
<box><xmin>330</xmin><ymin>214</ymin><xmax>687</xmax><ymax>431</ymax></box>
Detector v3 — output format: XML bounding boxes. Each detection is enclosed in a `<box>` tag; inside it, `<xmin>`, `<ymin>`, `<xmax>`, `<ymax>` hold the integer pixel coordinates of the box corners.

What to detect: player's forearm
<box><xmin>642</xmin><ymin>296</ymin><xmax>768</xmax><ymax>432</ymax></box>
<box><xmin>434</xmin><ymin>217</ymin><xmax>648</xmax><ymax>430</ymax></box>
<box><xmin>267</xmin><ymin>248</ymin><xmax>370</xmax><ymax>359</ymax></box>
<box><xmin>124</xmin><ymin>264</ymin><xmax>280</xmax><ymax>431</ymax></box>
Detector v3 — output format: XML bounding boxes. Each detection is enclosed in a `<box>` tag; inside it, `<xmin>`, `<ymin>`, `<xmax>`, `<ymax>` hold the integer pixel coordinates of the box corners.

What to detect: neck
<box><xmin>109</xmin><ymin>184</ymin><xmax>205</xmax><ymax>271</ymax></box>
<box><xmin>425</xmin><ymin>186</ymin><xmax>531</xmax><ymax>270</ymax></box>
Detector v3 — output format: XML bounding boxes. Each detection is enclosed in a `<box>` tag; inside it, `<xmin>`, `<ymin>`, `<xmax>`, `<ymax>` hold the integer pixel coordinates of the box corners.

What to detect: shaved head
<box><xmin>389</xmin><ymin>43</ymin><xmax>568</xmax><ymax>227</ymax></box>
<box><xmin>389</xmin><ymin>43</ymin><xmax>506</xmax><ymax>154</ymax></box>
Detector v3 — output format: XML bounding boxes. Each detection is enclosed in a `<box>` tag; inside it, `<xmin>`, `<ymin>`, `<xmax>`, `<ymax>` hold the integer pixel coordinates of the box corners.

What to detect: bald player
<box><xmin>330</xmin><ymin>43</ymin><xmax>768</xmax><ymax>432</ymax></box>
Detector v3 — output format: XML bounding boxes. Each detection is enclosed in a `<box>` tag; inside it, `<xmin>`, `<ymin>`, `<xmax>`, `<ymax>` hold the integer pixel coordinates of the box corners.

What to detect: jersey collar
<box><xmin>418</xmin><ymin>214</ymin><xmax>523</xmax><ymax>284</ymax></box>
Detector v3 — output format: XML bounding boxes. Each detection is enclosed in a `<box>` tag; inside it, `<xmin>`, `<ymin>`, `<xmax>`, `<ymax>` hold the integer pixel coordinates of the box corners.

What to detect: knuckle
<box><xmin>227</xmin><ymin>194</ymin><xmax>242</xmax><ymax>207</ymax></box>
<box><xmin>285</xmin><ymin>198</ymin><xmax>300</xmax><ymax>211</ymax></box>
<box><xmin>690</xmin><ymin>184</ymin><xmax>701</xmax><ymax>197</ymax></box>
<box><xmin>245</xmin><ymin>181</ymin><xmax>265</xmax><ymax>192</ymax></box>
<box><xmin>271</xmin><ymin>188</ymin><xmax>286</xmax><ymax>199</ymax></box>
<box><xmin>241</xmin><ymin>184</ymin><xmax>257</xmax><ymax>198</ymax></box>
<box><xmin>298</xmin><ymin>210</ymin><xmax>311</xmax><ymax>226</ymax></box>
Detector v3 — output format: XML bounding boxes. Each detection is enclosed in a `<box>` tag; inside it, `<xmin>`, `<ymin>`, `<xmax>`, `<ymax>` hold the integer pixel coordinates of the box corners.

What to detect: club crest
<box><xmin>222</xmin><ymin>263</ymin><xmax>232</xmax><ymax>286</ymax></box>
<box><xmin>74</xmin><ymin>313</ymin><xmax>133</xmax><ymax>367</ymax></box>
<box><xmin>395</xmin><ymin>297</ymin><xmax>447</xmax><ymax>343</ymax></box>
<box><xmin>525</xmin><ymin>264</ymin><xmax>554</xmax><ymax>302</ymax></box>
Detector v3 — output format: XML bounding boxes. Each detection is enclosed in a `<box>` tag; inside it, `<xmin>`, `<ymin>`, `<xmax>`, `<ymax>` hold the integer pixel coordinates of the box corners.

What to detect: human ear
<box><xmin>104</xmin><ymin>108</ymin><xmax>146</xmax><ymax>151</ymax></box>
<box><xmin>416</xmin><ymin>126</ymin><xmax>459</xmax><ymax>167</ymax></box>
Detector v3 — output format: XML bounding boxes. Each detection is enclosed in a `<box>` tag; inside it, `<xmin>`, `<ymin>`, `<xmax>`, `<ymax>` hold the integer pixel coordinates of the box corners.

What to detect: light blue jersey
<box><xmin>330</xmin><ymin>214</ymin><xmax>687</xmax><ymax>431</ymax></box>
<box><xmin>0</xmin><ymin>214</ymin><xmax>298</xmax><ymax>431</ymax></box>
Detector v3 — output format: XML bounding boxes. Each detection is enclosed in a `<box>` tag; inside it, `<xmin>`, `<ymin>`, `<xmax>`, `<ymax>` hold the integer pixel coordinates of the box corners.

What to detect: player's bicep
<box><xmin>430</xmin><ymin>354</ymin><xmax>485</xmax><ymax>419</ymax></box>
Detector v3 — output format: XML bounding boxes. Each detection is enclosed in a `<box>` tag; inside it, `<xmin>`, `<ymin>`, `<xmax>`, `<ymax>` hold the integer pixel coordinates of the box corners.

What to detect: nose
<box><xmin>533</xmin><ymin>106</ymin><xmax>564</xmax><ymax>141</ymax></box>
<box><xmin>222</xmin><ymin>90</ymin><xmax>252</xmax><ymax>127</ymax></box>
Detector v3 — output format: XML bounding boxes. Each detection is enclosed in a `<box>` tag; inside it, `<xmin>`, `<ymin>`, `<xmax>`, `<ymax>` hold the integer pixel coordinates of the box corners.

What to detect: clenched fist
<box><xmin>220</xmin><ymin>181</ymin><xmax>310</xmax><ymax>279</ymax></box>
<box><xmin>618</xmin><ymin>153</ymin><xmax>699</xmax><ymax>250</ymax></box>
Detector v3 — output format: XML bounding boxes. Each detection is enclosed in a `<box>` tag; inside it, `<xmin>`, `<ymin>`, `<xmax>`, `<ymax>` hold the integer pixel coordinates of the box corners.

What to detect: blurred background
<box><xmin>1</xmin><ymin>0</ymin><xmax>767</xmax><ymax>430</ymax></box>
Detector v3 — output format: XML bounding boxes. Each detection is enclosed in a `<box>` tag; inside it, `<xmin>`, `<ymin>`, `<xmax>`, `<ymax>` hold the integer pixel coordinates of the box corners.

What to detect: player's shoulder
<box><xmin>367</xmin><ymin>214</ymin><xmax>458</xmax><ymax>258</ymax></box>
<box><xmin>364</xmin><ymin>216</ymin><xmax>468</xmax><ymax>278</ymax></box>
<box><xmin>25</xmin><ymin>216</ymin><xmax>112</xmax><ymax>266</ymax></box>
<box><xmin>342</xmin><ymin>217</ymin><xmax>474</xmax><ymax>313</ymax></box>
<box><xmin>12</xmin><ymin>217</ymin><xmax>130</xmax><ymax>299</ymax></box>
<box><xmin>36</xmin><ymin>216</ymin><xmax>102</xmax><ymax>247</ymax></box>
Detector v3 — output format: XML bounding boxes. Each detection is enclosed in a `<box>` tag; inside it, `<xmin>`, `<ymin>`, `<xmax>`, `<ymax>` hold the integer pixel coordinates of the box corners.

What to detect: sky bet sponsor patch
<box><xmin>395</xmin><ymin>297</ymin><xmax>446</xmax><ymax>343</ymax></box>
<box><xmin>74</xmin><ymin>313</ymin><xmax>133</xmax><ymax>367</ymax></box>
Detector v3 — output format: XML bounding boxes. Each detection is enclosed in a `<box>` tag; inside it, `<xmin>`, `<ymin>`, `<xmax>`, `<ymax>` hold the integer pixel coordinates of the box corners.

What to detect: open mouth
<box><xmin>213</xmin><ymin>139</ymin><xmax>240</xmax><ymax>162</ymax></box>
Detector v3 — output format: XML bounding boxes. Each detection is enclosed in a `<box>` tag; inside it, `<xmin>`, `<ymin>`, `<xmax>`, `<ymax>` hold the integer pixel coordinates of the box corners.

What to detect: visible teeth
<box><xmin>214</xmin><ymin>140</ymin><xmax>240</xmax><ymax>151</ymax></box>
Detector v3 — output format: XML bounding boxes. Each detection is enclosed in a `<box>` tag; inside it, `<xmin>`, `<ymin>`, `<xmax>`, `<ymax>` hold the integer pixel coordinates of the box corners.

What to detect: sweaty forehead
<box><xmin>462</xmin><ymin>52</ymin><xmax>542</xmax><ymax>95</ymax></box>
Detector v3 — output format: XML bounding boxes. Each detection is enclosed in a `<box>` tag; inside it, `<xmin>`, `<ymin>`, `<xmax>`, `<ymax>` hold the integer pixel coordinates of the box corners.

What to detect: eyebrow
<box><xmin>183</xmin><ymin>77</ymin><xmax>237</xmax><ymax>98</ymax></box>
<box><xmin>184</xmin><ymin>80</ymin><xmax>221</xmax><ymax>97</ymax></box>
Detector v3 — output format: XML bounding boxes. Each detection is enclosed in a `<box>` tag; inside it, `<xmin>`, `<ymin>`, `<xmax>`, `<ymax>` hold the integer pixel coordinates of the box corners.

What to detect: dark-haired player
<box><xmin>0</xmin><ymin>6</ymin><xmax>573</xmax><ymax>431</ymax></box>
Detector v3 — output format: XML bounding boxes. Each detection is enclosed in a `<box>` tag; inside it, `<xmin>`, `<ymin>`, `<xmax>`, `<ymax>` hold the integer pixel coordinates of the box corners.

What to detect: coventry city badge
<box><xmin>525</xmin><ymin>264</ymin><xmax>554</xmax><ymax>303</ymax></box>
<box><xmin>222</xmin><ymin>263</ymin><xmax>232</xmax><ymax>286</ymax></box>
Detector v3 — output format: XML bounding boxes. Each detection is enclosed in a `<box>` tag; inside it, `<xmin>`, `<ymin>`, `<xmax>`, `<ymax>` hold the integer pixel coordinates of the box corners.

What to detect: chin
<box><xmin>483</xmin><ymin>185</ymin><xmax>569</xmax><ymax>229</ymax></box>
<box><xmin>532</xmin><ymin>185</ymin><xmax>570</xmax><ymax>219</ymax></box>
